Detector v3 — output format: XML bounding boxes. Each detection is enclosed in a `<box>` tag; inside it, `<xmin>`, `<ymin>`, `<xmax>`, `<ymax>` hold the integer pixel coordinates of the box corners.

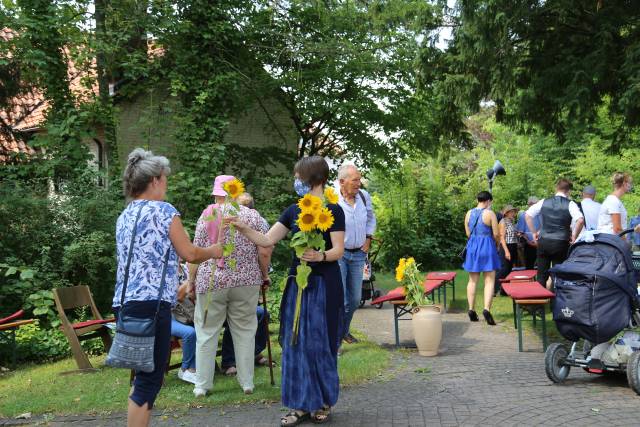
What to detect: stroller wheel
<box><xmin>545</xmin><ymin>343</ymin><xmax>571</xmax><ymax>383</ymax></box>
<box><xmin>373</xmin><ymin>290</ymin><xmax>383</xmax><ymax>309</ymax></box>
<box><xmin>626</xmin><ymin>351</ymin><xmax>640</xmax><ymax>395</ymax></box>
<box><xmin>359</xmin><ymin>299</ymin><xmax>365</xmax><ymax>308</ymax></box>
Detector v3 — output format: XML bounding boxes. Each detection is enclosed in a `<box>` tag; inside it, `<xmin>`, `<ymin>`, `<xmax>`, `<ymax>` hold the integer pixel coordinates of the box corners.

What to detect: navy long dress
<box><xmin>277</xmin><ymin>203</ymin><xmax>345</xmax><ymax>412</ymax></box>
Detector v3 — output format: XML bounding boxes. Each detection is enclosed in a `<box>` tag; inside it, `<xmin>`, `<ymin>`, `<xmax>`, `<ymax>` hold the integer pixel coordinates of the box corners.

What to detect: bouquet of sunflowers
<box><xmin>201</xmin><ymin>177</ymin><xmax>244</xmax><ymax>322</ymax></box>
<box><xmin>395</xmin><ymin>257</ymin><xmax>429</xmax><ymax>308</ymax></box>
<box><xmin>287</xmin><ymin>187</ymin><xmax>338</xmax><ymax>342</ymax></box>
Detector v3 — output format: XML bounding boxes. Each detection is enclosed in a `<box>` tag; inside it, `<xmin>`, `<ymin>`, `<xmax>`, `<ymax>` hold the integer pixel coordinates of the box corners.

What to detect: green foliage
<box><xmin>431</xmin><ymin>0</ymin><xmax>640</xmax><ymax>146</ymax></box>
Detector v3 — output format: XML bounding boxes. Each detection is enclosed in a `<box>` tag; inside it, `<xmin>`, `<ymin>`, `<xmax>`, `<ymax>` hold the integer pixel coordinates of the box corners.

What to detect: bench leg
<box><xmin>393</xmin><ymin>304</ymin><xmax>400</xmax><ymax>347</ymax></box>
<box><xmin>512</xmin><ymin>299</ymin><xmax>517</xmax><ymax>329</ymax></box>
<box><xmin>10</xmin><ymin>328</ymin><xmax>17</xmax><ymax>369</ymax></box>
<box><xmin>516</xmin><ymin>304</ymin><xmax>523</xmax><ymax>352</ymax></box>
<box><xmin>452</xmin><ymin>278</ymin><xmax>455</xmax><ymax>301</ymax></box>
<box><xmin>532</xmin><ymin>308</ymin><xmax>537</xmax><ymax>328</ymax></box>
<box><xmin>443</xmin><ymin>285</ymin><xmax>447</xmax><ymax>313</ymax></box>
<box><xmin>541</xmin><ymin>306</ymin><xmax>548</xmax><ymax>352</ymax></box>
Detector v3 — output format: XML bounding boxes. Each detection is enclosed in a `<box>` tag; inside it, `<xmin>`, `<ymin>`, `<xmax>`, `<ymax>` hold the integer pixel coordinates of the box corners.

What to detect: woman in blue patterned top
<box><xmin>114</xmin><ymin>148</ymin><xmax>223</xmax><ymax>427</ymax></box>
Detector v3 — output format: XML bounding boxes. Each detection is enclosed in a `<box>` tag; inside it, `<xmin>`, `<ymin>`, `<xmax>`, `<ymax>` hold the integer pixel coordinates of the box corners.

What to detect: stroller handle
<box><xmin>619</xmin><ymin>228</ymin><xmax>637</xmax><ymax>238</ymax></box>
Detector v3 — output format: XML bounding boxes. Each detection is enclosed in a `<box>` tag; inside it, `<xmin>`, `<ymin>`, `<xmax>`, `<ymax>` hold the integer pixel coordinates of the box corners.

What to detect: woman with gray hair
<box><xmin>113</xmin><ymin>148</ymin><xmax>223</xmax><ymax>427</ymax></box>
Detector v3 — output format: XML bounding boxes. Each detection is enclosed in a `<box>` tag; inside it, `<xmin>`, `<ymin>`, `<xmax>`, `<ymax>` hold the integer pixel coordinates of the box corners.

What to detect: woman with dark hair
<box><xmin>462</xmin><ymin>190</ymin><xmax>500</xmax><ymax>325</ymax></box>
<box><xmin>114</xmin><ymin>148</ymin><xmax>222</xmax><ymax>427</ymax></box>
<box><xmin>231</xmin><ymin>156</ymin><xmax>345</xmax><ymax>426</ymax></box>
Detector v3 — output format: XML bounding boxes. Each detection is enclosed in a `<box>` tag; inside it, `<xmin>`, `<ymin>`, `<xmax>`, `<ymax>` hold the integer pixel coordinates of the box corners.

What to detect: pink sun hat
<box><xmin>211</xmin><ymin>175</ymin><xmax>235</xmax><ymax>196</ymax></box>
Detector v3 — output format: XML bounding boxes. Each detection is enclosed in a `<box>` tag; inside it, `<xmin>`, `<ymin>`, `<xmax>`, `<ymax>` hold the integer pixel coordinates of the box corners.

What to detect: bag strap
<box><xmin>358</xmin><ymin>190</ymin><xmax>367</xmax><ymax>207</ymax></box>
<box><xmin>119</xmin><ymin>204</ymin><xmax>145</xmax><ymax>307</ymax></box>
<box><xmin>154</xmin><ymin>248</ymin><xmax>171</xmax><ymax>316</ymax></box>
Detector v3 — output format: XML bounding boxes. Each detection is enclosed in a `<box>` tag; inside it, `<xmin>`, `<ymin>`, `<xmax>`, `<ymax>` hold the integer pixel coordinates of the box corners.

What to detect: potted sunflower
<box><xmin>395</xmin><ymin>257</ymin><xmax>442</xmax><ymax>356</ymax></box>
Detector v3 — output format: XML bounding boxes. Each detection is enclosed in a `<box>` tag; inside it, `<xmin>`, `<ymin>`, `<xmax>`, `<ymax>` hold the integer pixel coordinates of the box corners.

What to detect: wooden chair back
<box><xmin>53</xmin><ymin>285</ymin><xmax>103</xmax><ymax>322</ymax></box>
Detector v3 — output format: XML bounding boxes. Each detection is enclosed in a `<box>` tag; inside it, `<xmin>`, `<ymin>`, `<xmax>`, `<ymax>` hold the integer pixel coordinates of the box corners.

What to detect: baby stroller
<box><xmin>360</xmin><ymin>238</ymin><xmax>384</xmax><ymax>309</ymax></box>
<box><xmin>545</xmin><ymin>228</ymin><xmax>640</xmax><ymax>394</ymax></box>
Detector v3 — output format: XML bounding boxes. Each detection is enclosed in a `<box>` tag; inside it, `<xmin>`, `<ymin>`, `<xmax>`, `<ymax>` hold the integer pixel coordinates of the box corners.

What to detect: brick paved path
<box><xmin>41</xmin><ymin>304</ymin><xmax>640</xmax><ymax>426</ymax></box>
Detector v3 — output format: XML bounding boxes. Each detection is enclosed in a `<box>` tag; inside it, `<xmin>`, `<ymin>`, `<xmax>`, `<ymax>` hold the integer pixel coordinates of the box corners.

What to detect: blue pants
<box><xmin>338</xmin><ymin>249</ymin><xmax>367</xmax><ymax>338</ymax></box>
<box><xmin>113</xmin><ymin>301</ymin><xmax>171</xmax><ymax>409</ymax></box>
<box><xmin>170</xmin><ymin>318</ymin><xmax>196</xmax><ymax>371</ymax></box>
<box><xmin>221</xmin><ymin>306</ymin><xmax>269</xmax><ymax>368</ymax></box>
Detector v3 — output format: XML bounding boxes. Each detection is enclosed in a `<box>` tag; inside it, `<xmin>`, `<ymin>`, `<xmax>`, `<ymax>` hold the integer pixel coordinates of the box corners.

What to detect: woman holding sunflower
<box><xmin>188</xmin><ymin>175</ymin><xmax>272</xmax><ymax>397</ymax></box>
<box><xmin>231</xmin><ymin>156</ymin><xmax>345</xmax><ymax>426</ymax></box>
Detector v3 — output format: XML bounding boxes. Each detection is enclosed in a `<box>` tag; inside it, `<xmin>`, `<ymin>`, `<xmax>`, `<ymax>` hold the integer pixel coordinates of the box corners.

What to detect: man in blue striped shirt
<box><xmin>337</xmin><ymin>164</ymin><xmax>377</xmax><ymax>344</ymax></box>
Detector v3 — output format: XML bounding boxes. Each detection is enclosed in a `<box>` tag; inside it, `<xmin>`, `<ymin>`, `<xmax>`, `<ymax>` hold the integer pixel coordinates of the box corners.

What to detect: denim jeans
<box><xmin>221</xmin><ymin>306</ymin><xmax>269</xmax><ymax>368</ymax></box>
<box><xmin>338</xmin><ymin>249</ymin><xmax>367</xmax><ymax>338</ymax></box>
<box><xmin>170</xmin><ymin>317</ymin><xmax>196</xmax><ymax>370</ymax></box>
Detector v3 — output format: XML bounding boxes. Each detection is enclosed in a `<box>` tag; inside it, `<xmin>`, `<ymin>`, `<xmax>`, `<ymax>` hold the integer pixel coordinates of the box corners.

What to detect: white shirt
<box><xmin>579</xmin><ymin>197</ymin><xmax>601</xmax><ymax>234</ymax></box>
<box><xmin>525</xmin><ymin>192</ymin><xmax>584</xmax><ymax>224</ymax></box>
<box><xmin>597</xmin><ymin>194</ymin><xmax>627</xmax><ymax>234</ymax></box>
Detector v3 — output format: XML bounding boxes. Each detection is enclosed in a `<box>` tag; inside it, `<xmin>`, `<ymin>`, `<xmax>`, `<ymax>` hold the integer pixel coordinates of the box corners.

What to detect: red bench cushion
<box><xmin>501</xmin><ymin>269</ymin><xmax>537</xmax><ymax>282</ymax></box>
<box><xmin>426</xmin><ymin>272</ymin><xmax>456</xmax><ymax>281</ymax></box>
<box><xmin>71</xmin><ymin>318</ymin><xmax>115</xmax><ymax>330</ymax></box>
<box><xmin>502</xmin><ymin>282</ymin><xmax>555</xmax><ymax>299</ymax></box>
<box><xmin>0</xmin><ymin>310</ymin><xmax>24</xmax><ymax>325</ymax></box>
<box><xmin>370</xmin><ymin>280</ymin><xmax>445</xmax><ymax>305</ymax></box>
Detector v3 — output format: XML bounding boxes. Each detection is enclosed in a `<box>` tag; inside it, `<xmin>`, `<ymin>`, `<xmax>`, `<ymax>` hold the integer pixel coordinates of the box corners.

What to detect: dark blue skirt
<box><xmin>279</xmin><ymin>273</ymin><xmax>343</xmax><ymax>411</ymax></box>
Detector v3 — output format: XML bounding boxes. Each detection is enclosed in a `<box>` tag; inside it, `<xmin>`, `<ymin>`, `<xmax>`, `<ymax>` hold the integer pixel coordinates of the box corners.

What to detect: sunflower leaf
<box><xmin>295</xmin><ymin>263</ymin><xmax>312</xmax><ymax>290</ymax></box>
<box><xmin>307</xmin><ymin>231</ymin><xmax>325</xmax><ymax>251</ymax></box>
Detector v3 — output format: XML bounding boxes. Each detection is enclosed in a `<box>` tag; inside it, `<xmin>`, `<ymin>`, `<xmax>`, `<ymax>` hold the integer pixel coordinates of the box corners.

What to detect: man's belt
<box><xmin>345</xmin><ymin>248</ymin><xmax>361</xmax><ymax>253</ymax></box>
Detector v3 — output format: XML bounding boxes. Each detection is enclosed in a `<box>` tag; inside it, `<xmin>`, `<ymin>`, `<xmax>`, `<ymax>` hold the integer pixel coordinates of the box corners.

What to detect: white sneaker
<box><xmin>178</xmin><ymin>369</ymin><xmax>197</xmax><ymax>384</ymax></box>
<box><xmin>193</xmin><ymin>387</ymin><xmax>208</xmax><ymax>398</ymax></box>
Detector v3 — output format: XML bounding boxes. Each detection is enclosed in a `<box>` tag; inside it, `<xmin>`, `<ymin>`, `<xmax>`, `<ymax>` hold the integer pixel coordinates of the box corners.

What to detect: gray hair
<box><xmin>337</xmin><ymin>163</ymin><xmax>358</xmax><ymax>180</ymax></box>
<box><xmin>237</xmin><ymin>192</ymin><xmax>254</xmax><ymax>209</ymax></box>
<box><xmin>123</xmin><ymin>148</ymin><xmax>171</xmax><ymax>198</ymax></box>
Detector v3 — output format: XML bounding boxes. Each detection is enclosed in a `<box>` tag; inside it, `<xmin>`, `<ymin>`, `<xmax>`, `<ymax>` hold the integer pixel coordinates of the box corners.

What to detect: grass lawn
<box><xmin>374</xmin><ymin>269</ymin><xmax>563</xmax><ymax>343</ymax></box>
<box><xmin>0</xmin><ymin>326</ymin><xmax>390</xmax><ymax>418</ymax></box>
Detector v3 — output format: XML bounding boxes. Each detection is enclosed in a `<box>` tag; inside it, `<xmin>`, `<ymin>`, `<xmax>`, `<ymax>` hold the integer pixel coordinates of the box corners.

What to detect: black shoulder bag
<box><xmin>458</xmin><ymin>209</ymin><xmax>484</xmax><ymax>260</ymax></box>
<box><xmin>106</xmin><ymin>205</ymin><xmax>171</xmax><ymax>373</ymax></box>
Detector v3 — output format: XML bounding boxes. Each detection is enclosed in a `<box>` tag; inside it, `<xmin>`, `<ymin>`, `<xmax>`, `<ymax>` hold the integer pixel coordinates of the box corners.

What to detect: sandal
<box><xmin>255</xmin><ymin>355</ymin><xmax>270</xmax><ymax>366</ymax></box>
<box><xmin>223</xmin><ymin>366</ymin><xmax>237</xmax><ymax>376</ymax></box>
<box><xmin>280</xmin><ymin>410</ymin><xmax>310</xmax><ymax>426</ymax></box>
<box><xmin>311</xmin><ymin>406</ymin><xmax>331</xmax><ymax>424</ymax></box>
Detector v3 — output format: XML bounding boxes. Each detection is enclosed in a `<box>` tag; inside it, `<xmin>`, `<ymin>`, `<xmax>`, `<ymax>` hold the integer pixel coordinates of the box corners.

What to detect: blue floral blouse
<box><xmin>112</xmin><ymin>200</ymin><xmax>180</xmax><ymax>307</ymax></box>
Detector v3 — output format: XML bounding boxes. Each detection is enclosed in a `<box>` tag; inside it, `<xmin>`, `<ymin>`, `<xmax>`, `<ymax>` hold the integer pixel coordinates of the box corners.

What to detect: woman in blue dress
<box><xmin>462</xmin><ymin>190</ymin><xmax>501</xmax><ymax>325</ymax></box>
<box><xmin>232</xmin><ymin>156</ymin><xmax>345</xmax><ymax>426</ymax></box>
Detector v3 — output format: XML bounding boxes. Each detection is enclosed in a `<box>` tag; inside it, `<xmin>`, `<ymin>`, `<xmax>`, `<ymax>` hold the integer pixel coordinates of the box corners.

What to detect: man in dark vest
<box><xmin>525</xmin><ymin>178</ymin><xmax>585</xmax><ymax>289</ymax></box>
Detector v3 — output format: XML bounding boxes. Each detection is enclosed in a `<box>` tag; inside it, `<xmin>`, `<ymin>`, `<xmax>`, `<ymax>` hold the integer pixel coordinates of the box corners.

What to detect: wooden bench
<box><xmin>426</xmin><ymin>271</ymin><xmax>457</xmax><ymax>302</ymax></box>
<box><xmin>502</xmin><ymin>281</ymin><xmax>555</xmax><ymax>352</ymax></box>
<box><xmin>0</xmin><ymin>310</ymin><xmax>35</xmax><ymax>369</ymax></box>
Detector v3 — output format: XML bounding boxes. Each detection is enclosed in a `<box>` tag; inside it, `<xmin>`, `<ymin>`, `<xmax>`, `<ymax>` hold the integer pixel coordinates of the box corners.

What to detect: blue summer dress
<box><xmin>462</xmin><ymin>208</ymin><xmax>501</xmax><ymax>272</ymax></box>
<box><xmin>277</xmin><ymin>203</ymin><xmax>345</xmax><ymax>412</ymax></box>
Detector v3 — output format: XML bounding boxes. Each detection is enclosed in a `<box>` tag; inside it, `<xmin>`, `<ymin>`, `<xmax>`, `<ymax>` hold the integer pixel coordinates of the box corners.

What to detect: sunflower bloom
<box><xmin>316</xmin><ymin>207</ymin><xmax>335</xmax><ymax>232</ymax></box>
<box><xmin>297</xmin><ymin>210</ymin><xmax>318</xmax><ymax>232</ymax></box>
<box><xmin>406</xmin><ymin>257</ymin><xmax>416</xmax><ymax>266</ymax></box>
<box><xmin>223</xmin><ymin>178</ymin><xmax>244</xmax><ymax>199</ymax></box>
<box><xmin>298</xmin><ymin>194</ymin><xmax>322</xmax><ymax>212</ymax></box>
<box><xmin>324</xmin><ymin>187</ymin><xmax>339</xmax><ymax>204</ymax></box>
<box><xmin>395</xmin><ymin>258</ymin><xmax>406</xmax><ymax>282</ymax></box>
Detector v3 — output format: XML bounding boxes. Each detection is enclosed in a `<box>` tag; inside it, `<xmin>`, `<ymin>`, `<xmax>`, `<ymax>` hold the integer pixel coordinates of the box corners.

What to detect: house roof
<box><xmin>0</xmin><ymin>27</ymin><xmax>98</xmax><ymax>162</ymax></box>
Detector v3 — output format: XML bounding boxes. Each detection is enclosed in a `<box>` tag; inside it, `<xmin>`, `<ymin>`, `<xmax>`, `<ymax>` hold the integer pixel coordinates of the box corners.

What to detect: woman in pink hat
<box><xmin>187</xmin><ymin>175</ymin><xmax>272</xmax><ymax>397</ymax></box>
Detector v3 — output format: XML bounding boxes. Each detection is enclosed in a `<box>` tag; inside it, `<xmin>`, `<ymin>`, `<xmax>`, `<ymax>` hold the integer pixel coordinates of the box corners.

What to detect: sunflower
<box><xmin>324</xmin><ymin>187</ymin><xmax>339</xmax><ymax>205</ymax></box>
<box><xmin>395</xmin><ymin>258</ymin><xmax>406</xmax><ymax>282</ymax></box>
<box><xmin>223</xmin><ymin>178</ymin><xmax>244</xmax><ymax>199</ymax></box>
<box><xmin>298</xmin><ymin>194</ymin><xmax>322</xmax><ymax>212</ymax></box>
<box><xmin>316</xmin><ymin>207</ymin><xmax>335</xmax><ymax>232</ymax></box>
<box><xmin>406</xmin><ymin>257</ymin><xmax>416</xmax><ymax>266</ymax></box>
<box><xmin>297</xmin><ymin>210</ymin><xmax>318</xmax><ymax>232</ymax></box>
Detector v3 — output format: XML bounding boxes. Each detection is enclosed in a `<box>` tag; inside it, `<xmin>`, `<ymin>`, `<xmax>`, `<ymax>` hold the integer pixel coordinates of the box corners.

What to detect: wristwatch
<box><xmin>322</xmin><ymin>251</ymin><xmax>327</xmax><ymax>262</ymax></box>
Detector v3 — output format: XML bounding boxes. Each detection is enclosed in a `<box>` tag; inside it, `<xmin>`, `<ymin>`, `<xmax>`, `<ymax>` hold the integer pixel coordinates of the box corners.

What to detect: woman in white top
<box><xmin>597</xmin><ymin>172</ymin><xmax>633</xmax><ymax>235</ymax></box>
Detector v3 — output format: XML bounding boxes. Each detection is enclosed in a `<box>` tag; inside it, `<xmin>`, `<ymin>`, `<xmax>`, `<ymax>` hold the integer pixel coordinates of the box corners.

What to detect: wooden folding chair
<box><xmin>0</xmin><ymin>310</ymin><xmax>35</xmax><ymax>369</ymax></box>
<box><xmin>52</xmin><ymin>285</ymin><xmax>115</xmax><ymax>372</ymax></box>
